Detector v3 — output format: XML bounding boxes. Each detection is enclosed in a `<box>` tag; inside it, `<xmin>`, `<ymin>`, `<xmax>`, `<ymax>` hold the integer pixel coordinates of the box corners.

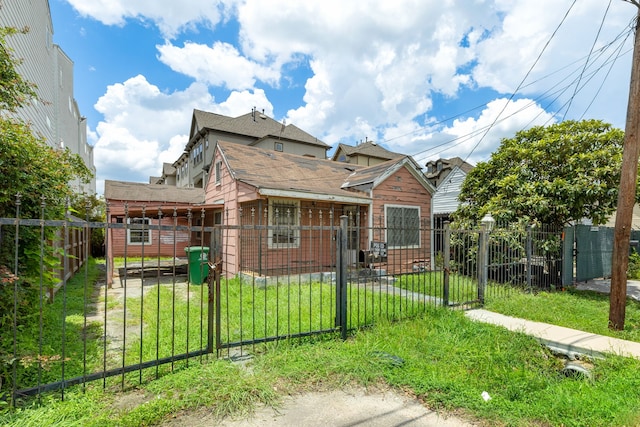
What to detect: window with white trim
<box><xmin>127</xmin><ymin>217</ymin><xmax>152</xmax><ymax>245</ymax></box>
<box><xmin>269</xmin><ymin>199</ymin><xmax>300</xmax><ymax>248</ymax></box>
<box><xmin>385</xmin><ymin>205</ymin><xmax>420</xmax><ymax>248</ymax></box>
<box><xmin>215</xmin><ymin>160</ymin><xmax>222</xmax><ymax>184</ymax></box>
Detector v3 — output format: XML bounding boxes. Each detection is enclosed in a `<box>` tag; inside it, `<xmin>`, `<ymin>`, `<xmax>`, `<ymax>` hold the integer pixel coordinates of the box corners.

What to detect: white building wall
<box><xmin>0</xmin><ymin>0</ymin><xmax>96</xmax><ymax>194</ymax></box>
<box><xmin>432</xmin><ymin>167</ymin><xmax>467</xmax><ymax>215</ymax></box>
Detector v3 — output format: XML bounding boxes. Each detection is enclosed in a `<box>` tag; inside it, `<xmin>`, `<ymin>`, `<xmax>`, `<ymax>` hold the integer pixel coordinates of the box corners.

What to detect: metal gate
<box><xmin>573</xmin><ymin>224</ymin><xmax>614</xmax><ymax>282</ymax></box>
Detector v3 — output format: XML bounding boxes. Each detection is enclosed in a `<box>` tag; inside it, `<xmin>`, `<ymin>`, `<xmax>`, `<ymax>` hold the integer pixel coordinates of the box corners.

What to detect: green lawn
<box><xmin>484</xmin><ymin>286</ymin><xmax>640</xmax><ymax>342</ymax></box>
<box><xmin>3</xmin><ymin>262</ymin><xmax>640</xmax><ymax>426</ymax></box>
<box><xmin>3</xmin><ymin>309</ymin><xmax>640</xmax><ymax>427</ymax></box>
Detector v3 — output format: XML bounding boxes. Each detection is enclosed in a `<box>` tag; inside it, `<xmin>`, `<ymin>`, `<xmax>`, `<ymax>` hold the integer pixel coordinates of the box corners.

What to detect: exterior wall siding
<box><xmin>370</xmin><ymin>167</ymin><xmax>432</xmax><ymax>274</ymax></box>
<box><xmin>0</xmin><ymin>0</ymin><xmax>96</xmax><ymax>193</ymax></box>
<box><xmin>253</xmin><ymin>138</ymin><xmax>327</xmax><ymax>158</ymax></box>
<box><xmin>433</xmin><ymin>168</ymin><xmax>466</xmax><ymax>215</ymax></box>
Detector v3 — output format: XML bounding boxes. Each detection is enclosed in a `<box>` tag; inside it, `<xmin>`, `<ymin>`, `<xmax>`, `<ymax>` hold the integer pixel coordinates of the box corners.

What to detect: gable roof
<box><xmin>216</xmin><ymin>142</ymin><xmax>434</xmax><ymax>203</ymax></box>
<box><xmin>216</xmin><ymin>141</ymin><xmax>370</xmax><ymax>204</ymax></box>
<box><xmin>192</xmin><ymin>109</ymin><xmax>329</xmax><ymax>149</ymax></box>
<box><xmin>331</xmin><ymin>141</ymin><xmax>404</xmax><ymax>162</ymax></box>
<box><xmin>342</xmin><ymin>157</ymin><xmax>436</xmax><ymax>194</ymax></box>
<box><xmin>425</xmin><ymin>157</ymin><xmax>474</xmax><ymax>182</ymax></box>
<box><xmin>104</xmin><ymin>180</ymin><xmax>205</xmax><ymax>204</ymax></box>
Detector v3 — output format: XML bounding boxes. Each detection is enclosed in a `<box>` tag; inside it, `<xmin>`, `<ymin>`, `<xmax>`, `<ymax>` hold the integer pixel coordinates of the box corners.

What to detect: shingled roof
<box><xmin>342</xmin><ymin>156</ymin><xmax>435</xmax><ymax>193</ymax></box>
<box><xmin>331</xmin><ymin>141</ymin><xmax>404</xmax><ymax>162</ymax></box>
<box><xmin>217</xmin><ymin>141</ymin><xmax>434</xmax><ymax>202</ymax></box>
<box><xmin>105</xmin><ymin>180</ymin><xmax>205</xmax><ymax>204</ymax></box>
<box><xmin>217</xmin><ymin>141</ymin><xmax>370</xmax><ymax>202</ymax></box>
<box><xmin>193</xmin><ymin>109</ymin><xmax>329</xmax><ymax>149</ymax></box>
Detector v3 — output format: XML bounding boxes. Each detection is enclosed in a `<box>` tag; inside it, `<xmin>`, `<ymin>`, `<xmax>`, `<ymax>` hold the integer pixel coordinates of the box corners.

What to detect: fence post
<box><xmin>207</xmin><ymin>258</ymin><xmax>218</xmax><ymax>354</ymax></box>
<box><xmin>478</xmin><ymin>224</ymin><xmax>488</xmax><ymax>304</ymax></box>
<box><xmin>335</xmin><ymin>215</ymin><xmax>348</xmax><ymax>339</ymax></box>
<box><xmin>526</xmin><ymin>225</ymin><xmax>533</xmax><ymax>292</ymax></box>
<box><xmin>443</xmin><ymin>222</ymin><xmax>450</xmax><ymax>307</ymax></box>
<box><xmin>12</xmin><ymin>193</ymin><xmax>21</xmax><ymax>406</ymax></box>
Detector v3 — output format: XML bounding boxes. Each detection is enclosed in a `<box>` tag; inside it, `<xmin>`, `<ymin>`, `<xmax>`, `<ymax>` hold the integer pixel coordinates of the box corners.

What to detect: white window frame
<box><xmin>385</xmin><ymin>205</ymin><xmax>420</xmax><ymax>249</ymax></box>
<box><xmin>215</xmin><ymin>160</ymin><xmax>222</xmax><ymax>185</ymax></box>
<box><xmin>127</xmin><ymin>217</ymin><xmax>152</xmax><ymax>245</ymax></box>
<box><xmin>274</xmin><ymin>142</ymin><xmax>283</xmax><ymax>152</ymax></box>
<box><xmin>268</xmin><ymin>199</ymin><xmax>300</xmax><ymax>249</ymax></box>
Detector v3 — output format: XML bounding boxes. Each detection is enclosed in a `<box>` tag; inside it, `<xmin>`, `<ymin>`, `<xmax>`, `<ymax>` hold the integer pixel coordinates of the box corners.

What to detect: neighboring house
<box><xmin>0</xmin><ymin>0</ymin><xmax>96</xmax><ymax>194</ymax></box>
<box><xmin>171</xmin><ymin>108</ymin><xmax>330</xmax><ymax>189</ymax></box>
<box><xmin>206</xmin><ymin>141</ymin><xmax>435</xmax><ymax>277</ymax></box>
<box><xmin>331</xmin><ymin>140</ymin><xmax>404</xmax><ymax>166</ymax></box>
<box><xmin>425</xmin><ymin>157</ymin><xmax>474</xmax><ymax>228</ymax></box>
<box><xmin>151</xmin><ymin>163</ymin><xmax>177</xmax><ymax>185</ymax></box>
<box><xmin>104</xmin><ymin>180</ymin><xmax>212</xmax><ymax>285</ymax></box>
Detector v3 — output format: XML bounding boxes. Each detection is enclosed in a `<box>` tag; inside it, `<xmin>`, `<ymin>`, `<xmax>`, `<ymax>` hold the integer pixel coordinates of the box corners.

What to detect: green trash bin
<box><xmin>185</xmin><ymin>246</ymin><xmax>210</xmax><ymax>284</ymax></box>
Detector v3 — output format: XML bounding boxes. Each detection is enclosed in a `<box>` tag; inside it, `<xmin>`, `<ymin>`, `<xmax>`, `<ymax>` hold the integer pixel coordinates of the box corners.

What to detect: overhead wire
<box><xmin>377</xmin><ymin>0</ymin><xmax>630</xmax><ymax>166</ymax></box>
<box><xmin>579</xmin><ymin>17</ymin><xmax>636</xmax><ymax>120</ymax></box>
<box><xmin>409</xmin><ymin>24</ymin><xmax>632</xmax><ymax>161</ymax></box>
<box><xmin>562</xmin><ymin>0</ymin><xmax>613</xmax><ymax>121</ymax></box>
<box><xmin>460</xmin><ymin>0</ymin><xmax>579</xmax><ymax>163</ymax></box>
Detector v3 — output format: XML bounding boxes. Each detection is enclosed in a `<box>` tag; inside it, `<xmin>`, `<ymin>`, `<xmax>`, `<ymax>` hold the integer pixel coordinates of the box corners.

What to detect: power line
<box><xmin>461</xmin><ymin>0</ymin><xmax>578</xmax><ymax>163</ymax></box>
<box><xmin>379</xmin><ymin>1</ymin><xmax>631</xmax><ymax>166</ymax></box>
<box><xmin>563</xmin><ymin>0</ymin><xmax>613</xmax><ymax>121</ymax></box>
<box><xmin>410</xmin><ymin>29</ymin><xmax>632</xmax><ymax>162</ymax></box>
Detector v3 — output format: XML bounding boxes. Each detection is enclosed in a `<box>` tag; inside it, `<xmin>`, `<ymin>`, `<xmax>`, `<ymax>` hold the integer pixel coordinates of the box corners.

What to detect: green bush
<box><xmin>628</xmin><ymin>251</ymin><xmax>640</xmax><ymax>280</ymax></box>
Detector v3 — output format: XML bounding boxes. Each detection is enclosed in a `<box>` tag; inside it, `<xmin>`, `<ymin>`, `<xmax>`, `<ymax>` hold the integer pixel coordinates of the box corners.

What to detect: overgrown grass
<box><xmin>6</xmin><ymin>265</ymin><xmax>640</xmax><ymax>426</ymax></box>
<box><xmin>394</xmin><ymin>270</ymin><xmax>511</xmax><ymax>304</ymax></box>
<box><xmin>485</xmin><ymin>287</ymin><xmax>640</xmax><ymax>342</ymax></box>
<box><xmin>4</xmin><ymin>258</ymin><xmax>103</xmax><ymax>394</ymax></box>
<box><xmin>3</xmin><ymin>309</ymin><xmax>640</xmax><ymax>426</ymax></box>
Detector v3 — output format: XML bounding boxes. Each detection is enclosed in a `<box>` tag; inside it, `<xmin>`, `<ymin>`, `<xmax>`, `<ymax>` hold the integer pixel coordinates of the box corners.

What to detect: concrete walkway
<box><xmin>465</xmin><ymin>309</ymin><xmax>640</xmax><ymax>360</ymax></box>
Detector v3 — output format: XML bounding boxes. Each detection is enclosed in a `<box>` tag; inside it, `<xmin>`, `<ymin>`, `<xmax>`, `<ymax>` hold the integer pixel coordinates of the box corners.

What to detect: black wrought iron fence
<box><xmin>1</xmin><ymin>201</ymin><xmax>564</xmax><ymax>404</ymax></box>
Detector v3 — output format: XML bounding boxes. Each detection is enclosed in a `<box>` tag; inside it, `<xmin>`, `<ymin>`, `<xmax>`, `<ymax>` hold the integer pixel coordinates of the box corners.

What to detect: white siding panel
<box><xmin>432</xmin><ymin>168</ymin><xmax>467</xmax><ymax>214</ymax></box>
<box><xmin>0</xmin><ymin>0</ymin><xmax>96</xmax><ymax>193</ymax></box>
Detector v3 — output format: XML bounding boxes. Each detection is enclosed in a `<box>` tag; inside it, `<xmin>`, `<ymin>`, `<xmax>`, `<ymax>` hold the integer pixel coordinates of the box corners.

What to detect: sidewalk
<box><xmin>465</xmin><ymin>309</ymin><xmax>640</xmax><ymax>360</ymax></box>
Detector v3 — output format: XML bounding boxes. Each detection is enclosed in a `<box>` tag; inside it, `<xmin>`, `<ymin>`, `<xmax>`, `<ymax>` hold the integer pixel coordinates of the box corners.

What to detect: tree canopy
<box><xmin>455</xmin><ymin>120</ymin><xmax>626</xmax><ymax>227</ymax></box>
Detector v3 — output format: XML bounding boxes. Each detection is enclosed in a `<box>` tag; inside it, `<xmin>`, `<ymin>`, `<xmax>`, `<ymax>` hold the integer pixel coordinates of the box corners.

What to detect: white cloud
<box><xmin>92</xmin><ymin>75</ymin><xmax>216</xmax><ymax>189</ymax></box>
<box><xmin>65</xmin><ymin>0</ymin><xmax>235</xmax><ymax>38</ymax></box>
<box><xmin>404</xmin><ymin>98</ymin><xmax>557</xmax><ymax>166</ymax></box>
<box><xmin>157</xmin><ymin>41</ymin><xmax>280</xmax><ymax>90</ymax></box>
<box><xmin>71</xmin><ymin>0</ymin><xmax>634</xmax><ymax>191</ymax></box>
<box><xmin>210</xmin><ymin>89</ymin><xmax>273</xmax><ymax>117</ymax></box>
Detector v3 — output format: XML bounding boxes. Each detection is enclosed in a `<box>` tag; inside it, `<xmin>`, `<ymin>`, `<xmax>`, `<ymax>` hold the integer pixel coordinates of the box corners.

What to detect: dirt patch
<box><xmin>111</xmin><ymin>389</ymin><xmax>155</xmax><ymax>413</ymax></box>
<box><xmin>84</xmin><ymin>265</ymin><xmax>192</xmax><ymax>366</ymax></box>
<box><xmin>160</xmin><ymin>387</ymin><xmax>477</xmax><ymax>427</ymax></box>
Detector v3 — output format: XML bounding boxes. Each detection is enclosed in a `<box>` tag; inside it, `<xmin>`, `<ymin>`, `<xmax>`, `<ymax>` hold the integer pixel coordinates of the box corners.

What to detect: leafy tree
<box><xmin>0</xmin><ymin>26</ymin><xmax>92</xmax><ymax>272</ymax></box>
<box><xmin>0</xmin><ymin>25</ymin><xmax>94</xmax><ymax>395</ymax></box>
<box><xmin>0</xmin><ymin>26</ymin><xmax>35</xmax><ymax>112</ymax></box>
<box><xmin>455</xmin><ymin>120</ymin><xmax>626</xmax><ymax>227</ymax></box>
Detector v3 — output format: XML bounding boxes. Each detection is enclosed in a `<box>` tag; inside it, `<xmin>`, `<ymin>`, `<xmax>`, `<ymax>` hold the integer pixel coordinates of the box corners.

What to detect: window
<box><xmin>274</xmin><ymin>142</ymin><xmax>283</xmax><ymax>152</ymax></box>
<box><xmin>127</xmin><ymin>217</ymin><xmax>152</xmax><ymax>245</ymax></box>
<box><xmin>385</xmin><ymin>205</ymin><xmax>420</xmax><ymax>248</ymax></box>
<box><xmin>269</xmin><ymin>199</ymin><xmax>299</xmax><ymax>248</ymax></box>
<box><xmin>215</xmin><ymin>160</ymin><xmax>222</xmax><ymax>184</ymax></box>
<box><xmin>192</xmin><ymin>143</ymin><xmax>204</xmax><ymax>165</ymax></box>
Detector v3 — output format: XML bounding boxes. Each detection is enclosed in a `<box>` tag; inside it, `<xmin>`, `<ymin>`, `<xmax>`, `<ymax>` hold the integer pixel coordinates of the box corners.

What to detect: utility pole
<box><xmin>610</xmin><ymin>1</ymin><xmax>640</xmax><ymax>330</ymax></box>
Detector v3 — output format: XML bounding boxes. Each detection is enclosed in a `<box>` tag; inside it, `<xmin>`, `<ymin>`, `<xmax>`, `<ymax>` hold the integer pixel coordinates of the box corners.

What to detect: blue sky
<box><xmin>48</xmin><ymin>0</ymin><xmax>637</xmax><ymax>193</ymax></box>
